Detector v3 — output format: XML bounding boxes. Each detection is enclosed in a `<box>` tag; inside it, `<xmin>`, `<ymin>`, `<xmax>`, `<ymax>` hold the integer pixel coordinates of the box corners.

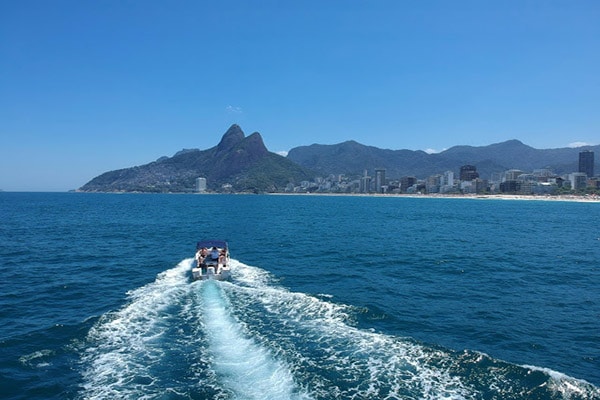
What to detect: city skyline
<box><xmin>287</xmin><ymin>150</ymin><xmax>598</xmax><ymax>196</ymax></box>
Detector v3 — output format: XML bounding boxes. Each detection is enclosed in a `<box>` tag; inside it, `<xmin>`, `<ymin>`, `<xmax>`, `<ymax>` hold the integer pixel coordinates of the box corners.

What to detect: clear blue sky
<box><xmin>1</xmin><ymin>0</ymin><xmax>598</xmax><ymax>191</ymax></box>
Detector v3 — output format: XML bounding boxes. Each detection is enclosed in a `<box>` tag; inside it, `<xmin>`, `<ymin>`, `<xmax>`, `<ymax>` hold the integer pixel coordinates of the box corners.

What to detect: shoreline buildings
<box><xmin>286</xmin><ymin>150</ymin><xmax>598</xmax><ymax>196</ymax></box>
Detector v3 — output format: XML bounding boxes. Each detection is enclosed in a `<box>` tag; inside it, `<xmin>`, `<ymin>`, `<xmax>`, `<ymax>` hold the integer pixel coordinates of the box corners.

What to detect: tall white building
<box><xmin>375</xmin><ymin>169</ymin><xmax>386</xmax><ymax>193</ymax></box>
<box><xmin>439</xmin><ymin>170</ymin><xmax>455</xmax><ymax>193</ymax></box>
<box><xmin>568</xmin><ymin>172</ymin><xmax>587</xmax><ymax>191</ymax></box>
<box><xmin>196</xmin><ymin>177</ymin><xmax>207</xmax><ymax>192</ymax></box>
<box><xmin>360</xmin><ymin>170</ymin><xmax>371</xmax><ymax>193</ymax></box>
<box><xmin>442</xmin><ymin>170</ymin><xmax>454</xmax><ymax>186</ymax></box>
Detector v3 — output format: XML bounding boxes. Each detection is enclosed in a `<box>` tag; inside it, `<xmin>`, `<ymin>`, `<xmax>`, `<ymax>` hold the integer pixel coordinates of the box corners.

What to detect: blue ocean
<box><xmin>1</xmin><ymin>192</ymin><xmax>599</xmax><ymax>400</ymax></box>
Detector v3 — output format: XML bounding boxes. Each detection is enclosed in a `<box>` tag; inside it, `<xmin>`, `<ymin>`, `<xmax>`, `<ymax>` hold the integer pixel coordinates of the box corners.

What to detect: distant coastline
<box><xmin>268</xmin><ymin>192</ymin><xmax>600</xmax><ymax>203</ymax></box>
<box><xmin>5</xmin><ymin>190</ymin><xmax>599</xmax><ymax>203</ymax></box>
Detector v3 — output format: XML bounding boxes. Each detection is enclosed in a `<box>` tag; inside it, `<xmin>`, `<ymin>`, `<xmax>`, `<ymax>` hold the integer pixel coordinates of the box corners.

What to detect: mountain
<box><xmin>79</xmin><ymin>125</ymin><xmax>312</xmax><ymax>193</ymax></box>
<box><xmin>80</xmin><ymin>124</ymin><xmax>598</xmax><ymax>193</ymax></box>
<box><xmin>287</xmin><ymin>139</ymin><xmax>600</xmax><ymax>179</ymax></box>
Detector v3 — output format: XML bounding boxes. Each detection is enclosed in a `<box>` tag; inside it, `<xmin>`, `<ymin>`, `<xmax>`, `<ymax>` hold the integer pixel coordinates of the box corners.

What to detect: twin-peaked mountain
<box><xmin>79</xmin><ymin>124</ymin><xmax>599</xmax><ymax>192</ymax></box>
<box><xmin>79</xmin><ymin>125</ymin><xmax>311</xmax><ymax>193</ymax></box>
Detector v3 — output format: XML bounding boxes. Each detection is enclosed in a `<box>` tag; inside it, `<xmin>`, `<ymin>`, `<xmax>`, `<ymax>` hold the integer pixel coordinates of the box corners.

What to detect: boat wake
<box><xmin>197</xmin><ymin>280</ymin><xmax>308</xmax><ymax>399</ymax></box>
<box><xmin>78</xmin><ymin>259</ymin><xmax>600</xmax><ymax>400</ymax></box>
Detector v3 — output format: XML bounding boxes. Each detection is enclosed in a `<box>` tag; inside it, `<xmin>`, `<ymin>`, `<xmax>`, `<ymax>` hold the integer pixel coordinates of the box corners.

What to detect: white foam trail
<box><xmin>200</xmin><ymin>279</ymin><xmax>310</xmax><ymax>400</ymax></box>
<box><xmin>19</xmin><ymin>349</ymin><xmax>55</xmax><ymax>368</ymax></box>
<box><xmin>226</xmin><ymin>260</ymin><xmax>600</xmax><ymax>399</ymax></box>
<box><xmin>79</xmin><ymin>259</ymin><xmax>193</xmax><ymax>399</ymax></box>
<box><xmin>227</xmin><ymin>258</ymin><xmax>273</xmax><ymax>287</ymax></box>
<box><xmin>77</xmin><ymin>257</ymin><xmax>597</xmax><ymax>399</ymax></box>
<box><xmin>224</xmin><ymin>260</ymin><xmax>474</xmax><ymax>400</ymax></box>
<box><xmin>522</xmin><ymin>365</ymin><xmax>600</xmax><ymax>398</ymax></box>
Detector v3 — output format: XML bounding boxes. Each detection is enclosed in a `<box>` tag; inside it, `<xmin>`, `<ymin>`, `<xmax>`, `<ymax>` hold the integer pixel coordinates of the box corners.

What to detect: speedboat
<box><xmin>192</xmin><ymin>240</ymin><xmax>231</xmax><ymax>281</ymax></box>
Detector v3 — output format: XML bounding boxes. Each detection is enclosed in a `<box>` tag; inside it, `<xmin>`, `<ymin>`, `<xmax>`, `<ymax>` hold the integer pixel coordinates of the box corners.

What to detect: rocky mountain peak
<box><xmin>242</xmin><ymin>132</ymin><xmax>268</xmax><ymax>156</ymax></box>
<box><xmin>216</xmin><ymin>124</ymin><xmax>245</xmax><ymax>153</ymax></box>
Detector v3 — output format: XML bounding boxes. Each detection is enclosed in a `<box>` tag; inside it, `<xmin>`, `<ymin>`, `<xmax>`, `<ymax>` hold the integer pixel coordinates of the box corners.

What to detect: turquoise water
<box><xmin>1</xmin><ymin>192</ymin><xmax>599</xmax><ymax>399</ymax></box>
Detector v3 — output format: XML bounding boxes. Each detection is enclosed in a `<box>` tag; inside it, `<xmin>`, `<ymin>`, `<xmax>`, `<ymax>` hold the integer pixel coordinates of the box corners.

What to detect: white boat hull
<box><xmin>191</xmin><ymin>265</ymin><xmax>231</xmax><ymax>281</ymax></box>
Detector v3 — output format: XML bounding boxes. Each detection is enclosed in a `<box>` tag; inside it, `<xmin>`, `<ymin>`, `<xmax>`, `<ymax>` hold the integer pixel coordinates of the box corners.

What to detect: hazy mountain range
<box><xmin>79</xmin><ymin>125</ymin><xmax>598</xmax><ymax>193</ymax></box>
<box><xmin>288</xmin><ymin>139</ymin><xmax>599</xmax><ymax>180</ymax></box>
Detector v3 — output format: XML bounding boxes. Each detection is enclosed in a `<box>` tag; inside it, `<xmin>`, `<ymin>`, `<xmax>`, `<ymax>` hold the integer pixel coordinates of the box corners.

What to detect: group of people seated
<box><xmin>195</xmin><ymin>246</ymin><xmax>227</xmax><ymax>273</ymax></box>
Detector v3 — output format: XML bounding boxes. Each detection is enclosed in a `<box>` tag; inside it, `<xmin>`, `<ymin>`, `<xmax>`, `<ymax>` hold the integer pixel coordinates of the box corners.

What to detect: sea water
<box><xmin>0</xmin><ymin>192</ymin><xmax>598</xmax><ymax>399</ymax></box>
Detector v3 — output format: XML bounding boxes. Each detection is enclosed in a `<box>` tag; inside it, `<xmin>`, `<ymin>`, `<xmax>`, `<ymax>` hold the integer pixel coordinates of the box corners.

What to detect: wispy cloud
<box><xmin>568</xmin><ymin>141</ymin><xmax>596</xmax><ymax>148</ymax></box>
<box><xmin>226</xmin><ymin>105</ymin><xmax>243</xmax><ymax>114</ymax></box>
<box><xmin>425</xmin><ymin>148</ymin><xmax>446</xmax><ymax>154</ymax></box>
<box><xmin>276</xmin><ymin>150</ymin><xmax>288</xmax><ymax>157</ymax></box>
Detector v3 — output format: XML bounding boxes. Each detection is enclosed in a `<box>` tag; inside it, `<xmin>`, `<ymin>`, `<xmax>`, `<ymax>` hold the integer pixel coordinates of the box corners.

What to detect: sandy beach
<box><xmin>271</xmin><ymin>192</ymin><xmax>600</xmax><ymax>203</ymax></box>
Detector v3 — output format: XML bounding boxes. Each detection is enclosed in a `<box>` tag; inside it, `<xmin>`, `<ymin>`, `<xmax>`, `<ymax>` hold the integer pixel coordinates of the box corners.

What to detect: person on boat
<box><xmin>196</xmin><ymin>247</ymin><xmax>208</xmax><ymax>272</ymax></box>
<box><xmin>210</xmin><ymin>246</ymin><xmax>220</xmax><ymax>260</ymax></box>
<box><xmin>218</xmin><ymin>249</ymin><xmax>227</xmax><ymax>266</ymax></box>
<box><xmin>200</xmin><ymin>247</ymin><xmax>208</xmax><ymax>258</ymax></box>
